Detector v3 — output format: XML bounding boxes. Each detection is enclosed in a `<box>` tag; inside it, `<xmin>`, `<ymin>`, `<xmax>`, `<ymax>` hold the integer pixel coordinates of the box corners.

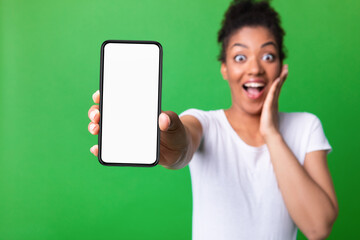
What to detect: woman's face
<box><xmin>221</xmin><ymin>26</ymin><xmax>282</xmax><ymax>116</ymax></box>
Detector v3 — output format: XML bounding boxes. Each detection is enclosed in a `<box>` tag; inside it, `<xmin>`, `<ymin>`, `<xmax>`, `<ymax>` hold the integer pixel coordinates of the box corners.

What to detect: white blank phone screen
<box><xmin>100</xmin><ymin>42</ymin><xmax>160</xmax><ymax>164</ymax></box>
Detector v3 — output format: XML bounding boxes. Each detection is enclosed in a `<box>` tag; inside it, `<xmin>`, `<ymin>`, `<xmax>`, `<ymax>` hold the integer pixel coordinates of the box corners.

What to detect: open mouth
<box><xmin>242</xmin><ymin>82</ymin><xmax>266</xmax><ymax>99</ymax></box>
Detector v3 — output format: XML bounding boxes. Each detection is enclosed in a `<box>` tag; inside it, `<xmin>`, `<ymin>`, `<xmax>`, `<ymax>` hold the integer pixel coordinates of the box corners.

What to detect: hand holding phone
<box><xmin>88</xmin><ymin>40</ymin><xmax>190</xmax><ymax>168</ymax></box>
<box><xmin>89</xmin><ymin>91</ymin><xmax>190</xmax><ymax>168</ymax></box>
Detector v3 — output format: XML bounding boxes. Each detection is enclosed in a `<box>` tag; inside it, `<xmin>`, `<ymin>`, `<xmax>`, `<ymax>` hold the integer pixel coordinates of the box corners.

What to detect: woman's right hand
<box><xmin>88</xmin><ymin>90</ymin><xmax>192</xmax><ymax>168</ymax></box>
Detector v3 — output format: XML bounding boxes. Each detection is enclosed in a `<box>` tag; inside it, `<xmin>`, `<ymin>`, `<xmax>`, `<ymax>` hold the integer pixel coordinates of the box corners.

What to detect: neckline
<box><xmin>219</xmin><ymin>109</ymin><xmax>267</xmax><ymax>153</ymax></box>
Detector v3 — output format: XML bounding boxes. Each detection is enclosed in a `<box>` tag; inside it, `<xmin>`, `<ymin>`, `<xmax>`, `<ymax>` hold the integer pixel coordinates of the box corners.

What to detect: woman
<box><xmin>88</xmin><ymin>0</ymin><xmax>338</xmax><ymax>239</ymax></box>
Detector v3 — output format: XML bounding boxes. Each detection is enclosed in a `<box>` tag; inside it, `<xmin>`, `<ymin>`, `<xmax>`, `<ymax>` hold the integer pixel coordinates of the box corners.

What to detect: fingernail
<box><xmin>164</xmin><ymin>114</ymin><xmax>170</xmax><ymax>125</ymax></box>
<box><xmin>160</xmin><ymin>113</ymin><xmax>168</xmax><ymax>122</ymax></box>
<box><xmin>92</xmin><ymin>90</ymin><xmax>99</xmax><ymax>101</ymax></box>
<box><xmin>90</xmin><ymin>146</ymin><xmax>95</xmax><ymax>154</ymax></box>
<box><xmin>90</xmin><ymin>123</ymin><xmax>96</xmax><ymax>132</ymax></box>
<box><xmin>90</xmin><ymin>110</ymin><xmax>98</xmax><ymax>121</ymax></box>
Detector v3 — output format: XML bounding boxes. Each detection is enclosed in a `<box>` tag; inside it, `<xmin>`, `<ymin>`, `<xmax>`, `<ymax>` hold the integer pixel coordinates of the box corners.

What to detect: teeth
<box><xmin>244</xmin><ymin>82</ymin><xmax>265</xmax><ymax>88</ymax></box>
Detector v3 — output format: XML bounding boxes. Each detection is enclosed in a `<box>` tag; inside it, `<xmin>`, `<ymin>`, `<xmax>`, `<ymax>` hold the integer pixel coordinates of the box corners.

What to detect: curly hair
<box><xmin>217</xmin><ymin>0</ymin><xmax>286</xmax><ymax>62</ymax></box>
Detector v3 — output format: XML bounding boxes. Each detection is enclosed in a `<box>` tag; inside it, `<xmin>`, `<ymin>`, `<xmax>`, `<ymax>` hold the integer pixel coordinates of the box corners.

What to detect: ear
<box><xmin>220</xmin><ymin>62</ymin><xmax>228</xmax><ymax>80</ymax></box>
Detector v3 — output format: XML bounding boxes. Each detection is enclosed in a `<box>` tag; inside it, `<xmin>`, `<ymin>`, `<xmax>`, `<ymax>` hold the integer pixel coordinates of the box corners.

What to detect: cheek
<box><xmin>227</xmin><ymin>65</ymin><xmax>245</xmax><ymax>82</ymax></box>
<box><xmin>267</xmin><ymin>63</ymin><xmax>281</xmax><ymax>82</ymax></box>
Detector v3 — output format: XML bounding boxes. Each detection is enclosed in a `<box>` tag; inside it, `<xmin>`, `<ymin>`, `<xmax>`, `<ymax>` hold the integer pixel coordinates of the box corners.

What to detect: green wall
<box><xmin>1</xmin><ymin>0</ymin><xmax>359</xmax><ymax>239</ymax></box>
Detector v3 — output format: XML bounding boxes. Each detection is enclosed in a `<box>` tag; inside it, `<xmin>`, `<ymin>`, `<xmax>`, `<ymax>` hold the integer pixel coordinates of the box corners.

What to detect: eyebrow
<box><xmin>231</xmin><ymin>41</ymin><xmax>277</xmax><ymax>49</ymax></box>
<box><xmin>231</xmin><ymin>43</ymin><xmax>248</xmax><ymax>49</ymax></box>
<box><xmin>261</xmin><ymin>41</ymin><xmax>277</xmax><ymax>48</ymax></box>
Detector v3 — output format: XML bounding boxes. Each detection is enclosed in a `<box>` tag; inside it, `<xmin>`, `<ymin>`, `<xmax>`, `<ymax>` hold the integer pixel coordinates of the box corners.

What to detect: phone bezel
<box><xmin>98</xmin><ymin>40</ymin><xmax>162</xmax><ymax>167</ymax></box>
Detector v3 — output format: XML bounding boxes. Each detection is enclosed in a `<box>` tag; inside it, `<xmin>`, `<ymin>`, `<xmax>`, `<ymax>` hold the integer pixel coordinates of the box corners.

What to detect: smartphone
<box><xmin>98</xmin><ymin>40</ymin><xmax>162</xmax><ymax>167</ymax></box>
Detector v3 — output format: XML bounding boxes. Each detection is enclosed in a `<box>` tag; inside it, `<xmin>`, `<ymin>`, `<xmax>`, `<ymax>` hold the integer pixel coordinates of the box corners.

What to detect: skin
<box><xmin>221</xmin><ymin>27</ymin><xmax>285</xmax><ymax>146</ymax></box>
<box><xmin>88</xmin><ymin>26</ymin><xmax>338</xmax><ymax>239</ymax></box>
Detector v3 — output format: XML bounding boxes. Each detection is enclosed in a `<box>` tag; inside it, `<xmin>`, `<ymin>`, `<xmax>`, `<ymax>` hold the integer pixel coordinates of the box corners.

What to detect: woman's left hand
<box><xmin>260</xmin><ymin>64</ymin><xmax>288</xmax><ymax>140</ymax></box>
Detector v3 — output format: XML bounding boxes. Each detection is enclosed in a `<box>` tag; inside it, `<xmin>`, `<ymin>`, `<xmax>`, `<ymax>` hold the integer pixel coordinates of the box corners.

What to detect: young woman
<box><xmin>88</xmin><ymin>0</ymin><xmax>338</xmax><ymax>239</ymax></box>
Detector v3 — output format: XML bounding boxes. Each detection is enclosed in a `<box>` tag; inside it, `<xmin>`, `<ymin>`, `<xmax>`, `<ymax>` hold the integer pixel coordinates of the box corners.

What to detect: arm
<box><xmin>265</xmin><ymin>135</ymin><xmax>338</xmax><ymax>240</ymax></box>
<box><xmin>260</xmin><ymin>65</ymin><xmax>338</xmax><ymax>239</ymax></box>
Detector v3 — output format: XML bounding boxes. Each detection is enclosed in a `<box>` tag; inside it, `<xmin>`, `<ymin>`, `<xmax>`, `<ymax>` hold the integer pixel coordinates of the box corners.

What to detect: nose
<box><xmin>247</xmin><ymin>57</ymin><xmax>264</xmax><ymax>76</ymax></box>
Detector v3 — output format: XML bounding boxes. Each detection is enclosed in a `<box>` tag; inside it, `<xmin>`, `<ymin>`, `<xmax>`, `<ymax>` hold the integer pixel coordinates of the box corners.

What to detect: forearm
<box><xmin>265</xmin><ymin>133</ymin><xmax>337</xmax><ymax>239</ymax></box>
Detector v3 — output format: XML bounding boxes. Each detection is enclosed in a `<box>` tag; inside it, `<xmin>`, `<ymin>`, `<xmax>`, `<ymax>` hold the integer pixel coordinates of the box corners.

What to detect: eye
<box><xmin>262</xmin><ymin>53</ymin><xmax>275</xmax><ymax>62</ymax></box>
<box><xmin>234</xmin><ymin>54</ymin><xmax>246</xmax><ymax>62</ymax></box>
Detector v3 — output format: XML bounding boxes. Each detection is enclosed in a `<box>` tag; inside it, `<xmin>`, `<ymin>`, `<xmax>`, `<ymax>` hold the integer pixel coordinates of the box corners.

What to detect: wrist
<box><xmin>164</xmin><ymin>148</ymin><xmax>188</xmax><ymax>170</ymax></box>
<box><xmin>263</xmin><ymin>130</ymin><xmax>283</xmax><ymax>144</ymax></box>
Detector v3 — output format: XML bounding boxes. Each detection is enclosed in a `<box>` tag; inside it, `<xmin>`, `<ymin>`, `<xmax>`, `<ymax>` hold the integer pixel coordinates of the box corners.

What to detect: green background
<box><xmin>0</xmin><ymin>0</ymin><xmax>359</xmax><ymax>239</ymax></box>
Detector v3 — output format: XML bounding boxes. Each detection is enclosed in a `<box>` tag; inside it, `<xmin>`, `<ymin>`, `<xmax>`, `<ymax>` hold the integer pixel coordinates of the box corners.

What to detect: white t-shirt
<box><xmin>180</xmin><ymin>109</ymin><xmax>332</xmax><ymax>240</ymax></box>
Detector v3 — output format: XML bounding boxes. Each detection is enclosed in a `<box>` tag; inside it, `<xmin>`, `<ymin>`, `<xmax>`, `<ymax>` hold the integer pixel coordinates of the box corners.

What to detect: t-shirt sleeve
<box><xmin>306</xmin><ymin>114</ymin><xmax>332</xmax><ymax>154</ymax></box>
<box><xmin>179</xmin><ymin>108</ymin><xmax>210</xmax><ymax>133</ymax></box>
